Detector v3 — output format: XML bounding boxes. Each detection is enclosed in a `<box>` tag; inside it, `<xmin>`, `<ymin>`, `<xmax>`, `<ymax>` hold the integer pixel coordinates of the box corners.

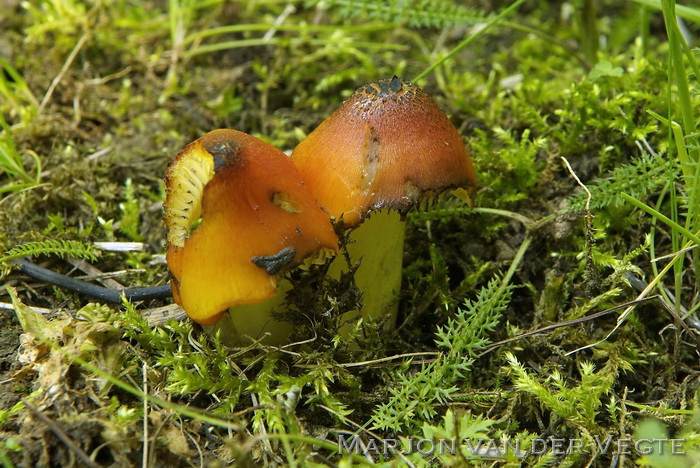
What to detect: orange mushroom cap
<box><xmin>291</xmin><ymin>76</ymin><xmax>477</xmax><ymax>227</ymax></box>
<box><xmin>164</xmin><ymin>129</ymin><xmax>338</xmax><ymax>325</ymax></box>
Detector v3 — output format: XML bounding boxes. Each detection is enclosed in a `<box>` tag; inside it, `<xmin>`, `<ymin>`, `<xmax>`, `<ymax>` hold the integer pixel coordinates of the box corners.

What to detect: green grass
<box><xmin>0</xmin><ymin>114</ymin><xmax>41</xmax><ymax>194</ymax></box>
<box><xmin>0</xmin><ymin>0</ymin><xmax>699</xmax><ymax>466</ymax></box>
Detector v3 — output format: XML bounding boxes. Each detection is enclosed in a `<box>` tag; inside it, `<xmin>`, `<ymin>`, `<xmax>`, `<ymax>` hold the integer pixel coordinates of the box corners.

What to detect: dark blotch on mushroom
<box><xmin>251</xmin><ymin>247</ymin><xmax>297</xmax><ymax>275</ymax></box>
<box><xmin>366</xmin><ymin>128</ymin><xmax>380</xmax><ymax>163</ymax></box>
<box><xmin>378</xmin><ymin>75</ymin><xmax>404</xmax><ymax>96</ymax></box>
<box><xmin>364</xmin><ymin>76</ymin><xmax>405</xmax><ymax>98</ymax></box>
<box><xmin>207</xmin><ymin>141</ymin><xmax>241</xmax><ymax>170</ymax></box>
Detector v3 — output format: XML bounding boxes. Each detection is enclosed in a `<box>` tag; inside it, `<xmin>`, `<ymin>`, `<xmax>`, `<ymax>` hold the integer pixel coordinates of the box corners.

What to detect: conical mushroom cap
<box><xmin>291</xmin><ymin>76</ymin><xmax>477</xmax><ymax>227</ymax></box>
<box><xmin>165</xmin><ymin>129</ymin><xmax>338</xmax><ymax>325</ymax></box>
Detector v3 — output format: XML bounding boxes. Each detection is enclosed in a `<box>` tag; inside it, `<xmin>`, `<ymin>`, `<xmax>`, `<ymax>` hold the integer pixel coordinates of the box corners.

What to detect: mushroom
<box><xmin>291</xmin><ymin>76</ymin><xmax>477</xmax><ymax>334</ymax></box>
<box><xmin>164</xmin><ymin>129</ymin><xmax>338</xmax><ymax>342</ymax></box>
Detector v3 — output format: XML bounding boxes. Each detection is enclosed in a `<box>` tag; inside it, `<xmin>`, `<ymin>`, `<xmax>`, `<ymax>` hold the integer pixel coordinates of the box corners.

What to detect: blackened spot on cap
<box><xmin>207</xmin><ymin>141</ymin><xmax>240</xmax><ymax>170</ymax></box>
<box><xmin>251</xmin><ymin>247</ymin><xmax>297</xmax><ymax>275</ymax></box>
<box><xmin>376</xmin><ymin>76</ymin><xmax>404</xmax><ymax>96</ymax></box>
<box><xmin>363</xmin><ymin>76</ymin><xmax>407</xmax><ymax>97</ymax></box>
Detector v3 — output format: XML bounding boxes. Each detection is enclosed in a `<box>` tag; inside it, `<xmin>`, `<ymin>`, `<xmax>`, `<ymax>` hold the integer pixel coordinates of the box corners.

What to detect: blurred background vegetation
<box><xmin>0</xmin><ymin>0</ymin><xmax>699</xmax><ymax>466</ymax></box>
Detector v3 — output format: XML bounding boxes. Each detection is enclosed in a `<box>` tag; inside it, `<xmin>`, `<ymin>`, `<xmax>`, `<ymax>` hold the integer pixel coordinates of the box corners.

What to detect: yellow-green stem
<box><xmin>331</xmin><ymin>210</ymin><xmax>405</xmax><ymax>338</ymax></box>
<box><xmin>207</xmin><ymin>211</ymin><xmax>405</xmax><ymax>346</ymax></box>
<box><xmin>206</xmin><ymin>281</ymin><xmax>292</xmax><ymax>346</ymax></box>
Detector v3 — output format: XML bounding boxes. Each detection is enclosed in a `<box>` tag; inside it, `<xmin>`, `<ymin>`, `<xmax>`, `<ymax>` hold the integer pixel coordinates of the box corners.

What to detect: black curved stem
<box><xmin>15</xmin><ymin>258</ymin><xmax>172</xmax><ymax>303</ymax></box>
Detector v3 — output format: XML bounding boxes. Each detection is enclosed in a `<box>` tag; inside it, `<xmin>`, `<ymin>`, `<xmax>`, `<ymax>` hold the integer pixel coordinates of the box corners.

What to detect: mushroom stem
<box><xmin>205</xmin><ymin>281</ymin><xmax>293</xmax><ymax>346</ymax></box>
<box><xmin>332</xmin><ymin>210</ymin><xmax>404</xmax><ymax>337</ymax></box>
<box><xmin>212</xmin><ymin>212</ymin><xmax>405</xmax><ymax>346</ymax></box>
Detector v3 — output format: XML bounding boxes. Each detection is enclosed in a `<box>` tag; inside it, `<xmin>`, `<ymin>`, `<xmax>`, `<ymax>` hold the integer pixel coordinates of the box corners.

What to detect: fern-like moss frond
<box><xmin>408</xmin><ymin>196</ymin><xmax>473</xmax><ymax>224</ymax></box>
<box><xmin>371</xmin><ymin>277</ymin><xmax>512</xmax><ymax>433</ymax></box>
<box><xmin>313</xmin><ymin>0</ymin><xmax>490</xmax><ymax>28</ymax></box>
<box><xmin>506</xmin><ymin>353</ymin><xmax>615</xmax><ymax>432</ymax></box>
<box><xmin>0</xmin><ymin>239</ymin><xmax>100</xmax><ymax>264</ymax></box>
<box><xmin>567</xmin><ymin>151</ymin><xmax>676</xmax><ymax>213</ymax></box>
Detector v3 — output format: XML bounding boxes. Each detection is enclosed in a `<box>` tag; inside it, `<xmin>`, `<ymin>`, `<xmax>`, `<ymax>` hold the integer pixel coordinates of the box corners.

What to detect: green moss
<box><xmin>1</xmin><ymin>0</ymin><xmax>699</xmax><ymax>466</ymax></box>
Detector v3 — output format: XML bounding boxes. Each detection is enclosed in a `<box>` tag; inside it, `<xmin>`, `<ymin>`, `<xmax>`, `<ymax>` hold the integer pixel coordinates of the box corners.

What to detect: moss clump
<box><xmin>1</xmin><ymin>1</ymin><xmax>699</xmax><ymax>466</ymax></box>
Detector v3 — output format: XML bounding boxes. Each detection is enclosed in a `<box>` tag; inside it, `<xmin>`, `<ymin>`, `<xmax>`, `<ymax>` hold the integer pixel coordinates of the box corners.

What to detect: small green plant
<box><xmin>4</xmin><ymin>0</ymin><xmax>700</xmax><ymax>466</ymax></box>
<box><xmin>118</xmin><ymin>178</ymin><xmax>144</xmax><ymax>242</ymax></box>
<box><xmin>0</xmin><ymin>115</ymin><xmax>41</xmax><ymax>193</ymax></box>
<box><xmin>372</xmin><ymin>277</ymin><xmax>512</xmax><ymax>433</ymax></box>
<box><xmin>0</xmin><ymin>58</ymin><xmax>39</xmax><ymax>125</ymax></box>
<box><xmin>0</xmin><ymin>240</ymin><xmax>99</xmax><ymax>264</ymax></box>
<box><xmin>311</xmin><ymin>0</ymin><xmax>491</xmax><ymax>28</ymax></box>
<box><xmin>21</xmin><ymin>0</ymin><xmax>92</xmax><ymax>42</ymax></box>
<box><xmin>0</xmin><ymin>239</ymin><xmax>100</xmax><ymax>277</ymax></box>
<box><xmin>615</xmin><ymin>0</ymin><xmax>700</xmax><ymax>323</ymax></box>
<box><xmin>506</xmin><ymin>353</ymin><xmax>616</xmax><ymax>434</ymax></box>
<box><xmin>567</xmin><ymin>150</ymin><xmax>675</xmax><ymax>213</ymax></box>
<box><xmin>421</xmin><ymin>410</ymin><xmax>527</xmax><ymax>464</ymax></box>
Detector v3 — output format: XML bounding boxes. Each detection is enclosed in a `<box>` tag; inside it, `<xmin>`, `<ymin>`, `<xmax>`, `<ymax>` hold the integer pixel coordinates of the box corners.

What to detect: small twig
<box><xmin>142</xmin><ymin>362</ymin><xmax>149</xmax><ymax>468</ymax></box>
<box><xmin>294</xmin><ymin>351</ymin><xmax>440</xmax><ymax>369</ymax></box>
<box><xmin>263</xmin><ymin>3</ymin><xmax>296</xmax><ymax>40</ymax></box>
<box><xmin>38</xmin><ymin>33</ymin><xmax>90</xmax><ymax>114</ymax></box>
<box><xmin>22</xmin><ymin>398</ymin><xmax>101</xmax><ymax>468</ymax></box>
<box><xmin>479</xmin><ymin>296</ymin><xmax>659</xmax><ymax>357</ymax></box>
<box><xmin>85</xmin><ymin>145</ymin><xmax>113</xmax><ymax>162</ymax></box>
<box><xmin>561</xmin><ymin>157</ymin><xmax>591</xmax><ymax>212</ymax></box>
<box><xmin>472</xmin><ymin>207</ymin><xmax>534</xmax><ymax>228</ymax></box>
<box><xmin>0</xmin><ymin>301</ymin><xmax>51</xmax><ymax>314</ymax></box>
<box><xmin>75</xmin><ymin>269</ymin><xmax>146</xmax><ymax>282</ymax></box>
<box><xmin>651</xmin><ymin>244</ymin><xmax>698</xmax><ymax>262</ymax></box>
<box><xmin>279</xmin><ymin>314</ymin><xmax>320</xmax><ymax>350</ymax></box>
<box><xmin>131</xmin><ymin>304</ymin><xmax>186</xmax><ymax>326</ymax></box>
<box><xmin>93</xmin><ymin>242</ymin><xmax>145</xmax><ymax>252</ymax></box>
<box><xmin>171</xmin><ymin>418</ymin><xmax>205</xmax><ymax>468</ymax></box>
<box><xmin>146</xmin><ymin>409</ymin><xmax>171</xmax><ymax>468</ymax></box>
<box><xmin>562</xmin><ymin>156</ymin><xmax>598</xmax><ymax>288</ymax></box>
<box><xmin>67</xmin><ymin>258</ymin><xmax>125</xmax><ymax>290</ymax></box>
<box><xmin>85</xmin><ymin>66</ymin><xmax>132</xmax><ymax>86</ymax></box>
